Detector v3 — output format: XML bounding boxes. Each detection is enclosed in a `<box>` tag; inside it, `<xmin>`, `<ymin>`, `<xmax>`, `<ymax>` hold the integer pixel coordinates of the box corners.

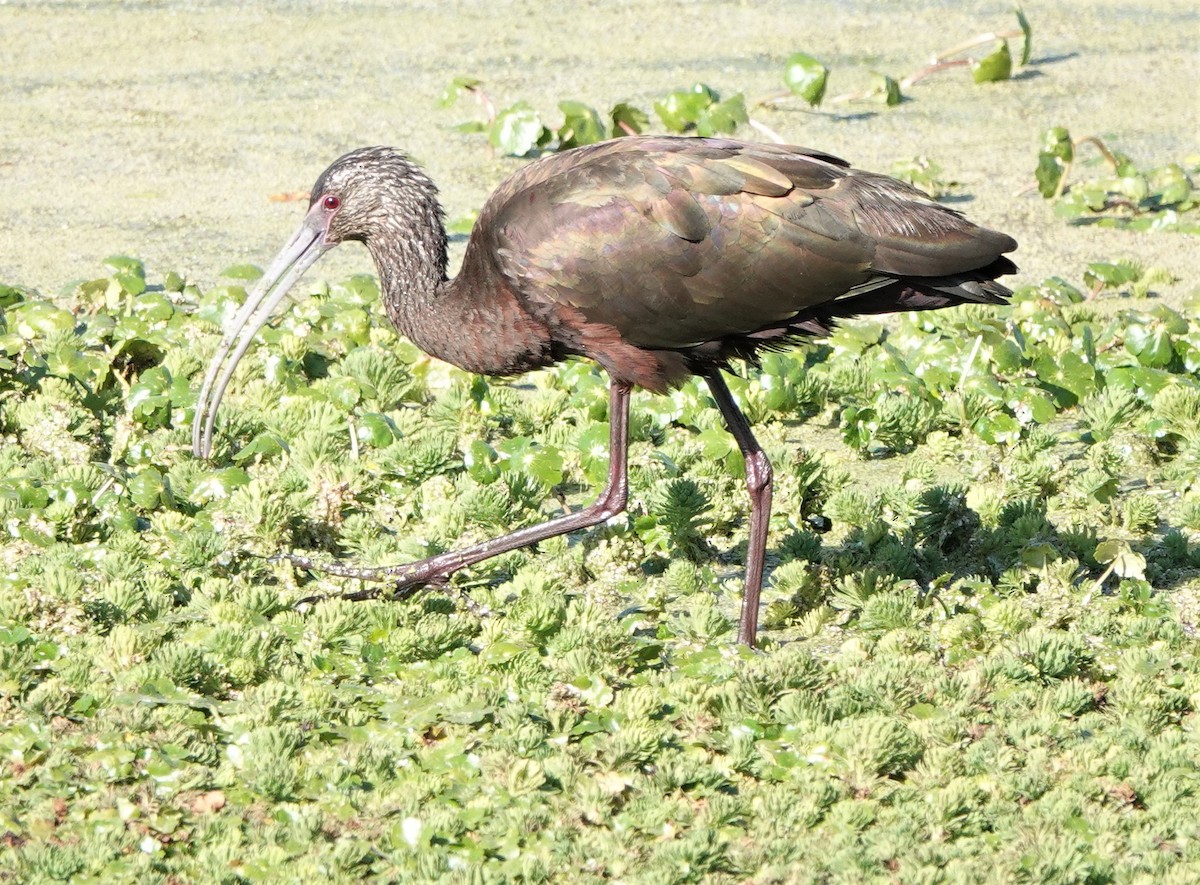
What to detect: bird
<box><xmin>193</xmin><ymin>135</ymin><xmax>1017</xmax><ymax>647</ymax></box>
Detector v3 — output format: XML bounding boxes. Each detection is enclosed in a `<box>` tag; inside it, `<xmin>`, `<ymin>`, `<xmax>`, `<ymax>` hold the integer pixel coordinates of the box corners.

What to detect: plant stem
<box><xmin>1053</xmin><ymin>159</ymin><xmax>1072</xmax><ymax>200</ymax></box>
<box><xmin>1050</xmin><ymin>137</ymin><xmax>1117</xmax><ymax>201</ymax></box>
<box><xmin>1074</xmin><ymin>136</ymin><xmax>1121</xmax><ymax>172</ymax></box>
<box><xmin>931</xmin><ymin>28</ymin><xmax>1023</xmax><ymax>64</ymax></box>
<box><xmin>756</xmin><ymin>89</ymin><xmax>794</xmax><ymax>108</ymax></box>
<box><xmin>1081</xmin><ymin>560</ymin><xmax>1116</xmax><ymax>606</ymax></box>
<box><xmin>746</xmin><ymin>118</ymin><xmax>786</xmax><ymax>144</ymax></box>
<box><xmin>901</xmin><ymin>59</ymin><xmax>970</xmax><ymax>89</ymax></box>
<box><xmin>958</xmin><ymin>334</ymin><xmax>983</xmax><ymax>392</ymax></box>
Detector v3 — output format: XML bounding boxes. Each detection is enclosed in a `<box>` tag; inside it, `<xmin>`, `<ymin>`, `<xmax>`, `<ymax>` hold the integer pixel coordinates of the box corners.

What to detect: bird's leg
<box><xmin>703</xmin><ymin>368</ymin><xmax>773</xmax><ymax>648</ymax></box>
<box><xmin>281</xmin><ymin>382</ymin><xmax>632</xmax><ymax>595</ymax></box>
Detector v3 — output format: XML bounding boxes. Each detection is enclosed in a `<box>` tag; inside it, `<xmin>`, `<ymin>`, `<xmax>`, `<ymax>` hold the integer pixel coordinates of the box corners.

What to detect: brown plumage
<box><xmin>194</xmin><ymin>136</ymin><xmax>1017</xmax><ymax>646</ymax></box>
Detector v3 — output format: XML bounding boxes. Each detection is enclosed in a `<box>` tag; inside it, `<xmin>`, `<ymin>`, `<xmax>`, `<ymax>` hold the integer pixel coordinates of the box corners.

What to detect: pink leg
<box><xmin>703</xmin><ymin>369</ymin><xmax>773</xmax><ymax>647</ymax></box>
<box><xmin>284</xmin><ymin>382</ymin><xmax>632</xmax><ymax>600</ymax></box>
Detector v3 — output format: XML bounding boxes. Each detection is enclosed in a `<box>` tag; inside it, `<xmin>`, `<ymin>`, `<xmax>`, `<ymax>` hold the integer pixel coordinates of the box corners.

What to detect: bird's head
<box><xmin>309</xmin><ymin>147</ymin><xmax>443</xmax><ymax>246</ymax></box>
<box><xmin>192</xmin><ymin>146</ymin><xmax>442</xmax><ymax>459</ymax></box>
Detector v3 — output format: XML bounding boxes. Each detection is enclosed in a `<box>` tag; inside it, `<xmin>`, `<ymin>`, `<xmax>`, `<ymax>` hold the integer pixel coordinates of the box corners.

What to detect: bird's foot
<box><xmin>275</xmin><ymin>551</ymin><xmax>450</xmax><ymax>607</ymax></box>
<box><xmin>271</xmin><ymin>551</ymin><xmax>433</xmax><ymax>581</ymax></box>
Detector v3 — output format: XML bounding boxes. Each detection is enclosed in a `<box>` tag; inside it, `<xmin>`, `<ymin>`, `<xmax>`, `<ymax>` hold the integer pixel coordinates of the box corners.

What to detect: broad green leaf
<box><xmin>972</xmin><ymin>40</ymin><xmax>1012</xmax><ymax>83</ymax></box>
<box><xmin>220</xmin><ymin>264</ymin><xmax>263</xmax><ymax>281</ymax></box>
<box><xmin>610</xmin><ymin>102</ymin><xmax>649</xmax><ymax>137</ymax></box>
<box><xmin>871</xmin><ymin>72</ymin><xmax>902</xmax><ymax>106</ymax></box>
<box><xmin>133</xmin><ymin>292</ymin><xmax>175</xmax><ymax>323</ymax></box>
<box><xmin>103</xmin><ymin>255</ymin><xmax>146</xmax><ymax>279</ymax></box>
<box><xmin>981</xmin><ymin>329</ymin><xmax>1026</xmax><ymax>373</ymax></box>
<box><xmin>0</xmin><ymin>626</ymin><xmax>32</xmax><ymax>645</ymax></box>
<box><xmin>191</xmin><ymin>467</ymin><xmax>251</xmax><ymax>502</ymax></box>
<box><xmin>653</xmin><ymin>84</ymin><xmax>718</xmax><ymax>132</ymax></box>
<box><xmin>355</xmin><ymin>413</ymin><xmax>398</xmax><ymax>448</ymax></box>
<box><xmin>489</xmin><ymin>102</ymin><xmax>547</xmax><ymax>157</ymax></box>
<box><xmin>325</xmin><ymin>376</ymin><xmax>363</xmax><ymax>410</ymax></box>
<box><xmin>840</xmin><ymin>405</ymin><xmax>877</xmax><ymax>451</ymax></box>
<box><xmin>1040</xmin><ymin>127</ymin><xmax>1073</xmax><ymax>163</ymax></box>
<box><xmin>1020</xmin><ymin>542</ymin><xmax>1056</xmax><ymax>569</ymax></box>
<box><xmin>576</xmin><ymin>423</ymin><xmax>612</xmax><ymax>484</ymax></box>
<box><xmin>464</xmin><ymin>439</ymin><xmax>501</xmax><ymax>484</ymax></box>
<box><xmin>329</xmin><ymin>307</ymin><xmax>371</xmax><ymax>345</ymax></box>
<box><xmin>1094</xmin><ymin>540</ymin><xmax>1146</xmax><ymax>579</ymax></box>
<box><xmin>128</xmin><ymin>468</ymin><xmax>165</xmax><ymax>509</ymax></box>
<box><xmin>104</xmin><ymin>505</ymin><xmax>139</xmax><ymax>533</ymax></box>
<box><xmin>481</xmin><ymin>640</ymin><xmax>527</xmax><ymax>664</ymax></box>
<box><xmin>1124</xmin><ymin>323</ymin><xmax>1174</xmax><ymax>367</ymax></box>
<box><xmin>1104</xmin><ymin>365</ymin><xmax>1171</xmax><ymax>398</ymax></box>
<box><xmin>1033</xmin><ymin>351</ymin><xmax>1096</xmax><ymax>404</ymax></box>
<box><xmin>907</xmin><ymin>703</ymin><xmax>944</xmax><ymax>720</ymax></box>
<box><xmin>1153</xmin><ymin>163</ymin><xmax>1194</xmax><ymax>205</ymax></box>
<box><xmin>114</xmin><ymin>271</ymin><xmax>146</xmax><ymax>297</ymax></box>
<box><xmin>1083</xmin><ymin>262</ymin><xmax>1140</xmax><ymax>291</ymax></box>
<box><xmin>1014</xmin><ymin>274</ymin><xmax>1083</xmax><ymax>306</ymax></box>
<box><xmin>3</xmin><ymin>479</ymin><xmax>50</xmax><ymax>509</ymax></box>
<box><xmin>1035</xmin><ymin>152</ymin><xmax>1065</xmax><ymax>199</ymax></box>
<box><xmin>974</xmin><ymin>412</ymin><xmax>1021</xmax><ymax>445</ymax></box>
<box><xmin>439</xmin><ymin>75</ymin><xmax>483</xmax><ymax>108</ymax></box>
<box><xmin>129</xmin><ymin>366</ymin><xmax>172</xmax><ymax>424</ymax></box>
<box><xmin>697</xmin><ymin>428</ymin><xmax>736</xmax><ymax>461</ymax></box>
<box><xmin>233</xmin><ymin>432</ymin><xmax>286</xmax><ymax>462</ymax></box>
<box><xmin>523</xmin><ymin>446</ymin><xmax>564</xmax><ymax>487</ymax></box>
<box><xmin>1052</xmin><ymin>191</ymin><xmax>1091</xmax><ymax>218</ymax></box>
<box><xmin>11</xmin><ymin>300</ymin><xmax>76</xmax><ymax>338</ymax></box>
<box><xmin>331</xmin><ymin>273</ymin><xmax>380</xmax><ymax>305</ymax></box>
<box><xmin>497</xmin><ymin>437</ymin><xmax>563</xmax><ymax>487</ymax></box>
<box><xmin>1015</xmin><ymin>6</ymin><xmax>1033</xmax><ymax>65</ymax></box>
<box><xmin>0</xmin><ymin>283</ymin><xmax>29</xmax><ymax>308</ymax></box>
<box><xmin>1007</xmin><ymin>387</ymin><xmax>1057</xmax><ymax>424</ymax></box>
<box><xmin>697</xmin><ymin>93</ymin><xmax>747</xmax><ymax>136</ymax></box>
<box><xmin>557</xmin><ymin>100</ymin><xmax>606</xmax><ymax>149</ymax></box>
<box><xmin>1113</xmin><ymin>174</ymin><xmax>1150</xmax><ymax>203</ymax></box>
<box><xmin>783</xmin><ymin>52</ymin><xmax>828</xmax><ymax>105</ymax></box>
<box><xmin>1152</xmin><ymin>305</ymin><xmax>1188</xmax><ymax>335</ymax></box>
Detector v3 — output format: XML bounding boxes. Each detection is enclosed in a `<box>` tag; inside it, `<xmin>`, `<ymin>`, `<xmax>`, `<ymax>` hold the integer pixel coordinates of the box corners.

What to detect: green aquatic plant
<box><xmin>763</xmin><ymin>9</ymin><xmax>1033</xmax><ymax>114</ymax></box>
<box><xmin>902</xmin><ymin>7</ymin><xmax>1033</xmax><ymax>87</ymax></box>
<box><xmin>1036</xmin><ymin>128</ymin><xmax>1200</xmax><ymax>232</ymax></box>
<box><xmin>442</xmin><ymin>79</ymin><xmax>653</xmax><ymax>157</ymax></box>
<box><xmin>1</xmin><ymin>257</ymin><xmax>1200</xmax><ymax>880</ymax></box>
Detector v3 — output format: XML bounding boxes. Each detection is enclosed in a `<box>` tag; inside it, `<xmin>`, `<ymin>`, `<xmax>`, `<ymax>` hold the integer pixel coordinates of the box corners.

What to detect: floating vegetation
<box><xmin>1036</xmin><ymin>128</ymin><xmax>1200</xmax><ymax>233</ymax></box>
<box><xmin>3</xmin><ymin>255</ymin><xmax>1200</xmax><ymax>880</ymax></box>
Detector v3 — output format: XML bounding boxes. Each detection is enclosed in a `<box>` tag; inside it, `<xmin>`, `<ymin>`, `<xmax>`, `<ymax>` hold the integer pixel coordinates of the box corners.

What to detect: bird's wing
<box><xmin>481</xmin><ymin>137</ymin><xmax>1014</xmax><ymax>350</ymax></box>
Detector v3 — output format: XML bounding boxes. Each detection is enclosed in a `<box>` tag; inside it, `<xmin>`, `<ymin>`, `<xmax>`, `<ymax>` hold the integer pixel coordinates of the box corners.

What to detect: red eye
<box><xmin>322</xmin><ymin>194</ymin><xmax>340</xmax><ymax>210</ymax></box>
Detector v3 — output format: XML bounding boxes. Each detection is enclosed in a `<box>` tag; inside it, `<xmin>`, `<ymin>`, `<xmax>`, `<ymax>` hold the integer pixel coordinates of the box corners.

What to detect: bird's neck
<box><xmin>370</xmin><ymin>226</ymin><xmax>556</xmax><ymax>378</ymax></box>
<box><xmin>367</xmin><ymin>225</ymin><xmax>449</xmax><ymax>350</ymax></box>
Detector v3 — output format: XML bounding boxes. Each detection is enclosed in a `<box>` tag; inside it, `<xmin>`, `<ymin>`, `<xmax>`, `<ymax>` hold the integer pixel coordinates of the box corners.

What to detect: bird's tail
<box><xmin>785</xmin><ymin>255</ymin><xmax>1016</xmax><ymax>337</ymax></box>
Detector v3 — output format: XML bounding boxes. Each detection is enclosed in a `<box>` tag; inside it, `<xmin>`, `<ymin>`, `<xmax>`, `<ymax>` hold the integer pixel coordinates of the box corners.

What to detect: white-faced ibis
<box><xmin>193</xmin><ymin>136</ymin><xmax>1016</xmax><ymax>647</ymax></box>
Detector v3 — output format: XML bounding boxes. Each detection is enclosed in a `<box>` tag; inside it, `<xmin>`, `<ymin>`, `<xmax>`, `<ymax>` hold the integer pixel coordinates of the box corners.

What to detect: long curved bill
<box><xmin>192</xmin><ymin>203</ymin><xmax>334</xmax><ymax>458</ymax></box>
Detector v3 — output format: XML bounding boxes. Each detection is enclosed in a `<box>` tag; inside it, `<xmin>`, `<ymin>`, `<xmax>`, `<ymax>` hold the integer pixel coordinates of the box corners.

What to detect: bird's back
<box><xmin>459</xmin><ymin>136</ymin><xmax>1015</xmax><ymax>384</ymax></box>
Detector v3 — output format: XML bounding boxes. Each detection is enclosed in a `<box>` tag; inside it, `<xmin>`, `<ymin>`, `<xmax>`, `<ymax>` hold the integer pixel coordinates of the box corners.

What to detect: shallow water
<box><xmin>2</xmin><ymin>0</ymin><xmax>1196</xmax><ymax>300</ymax></box>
